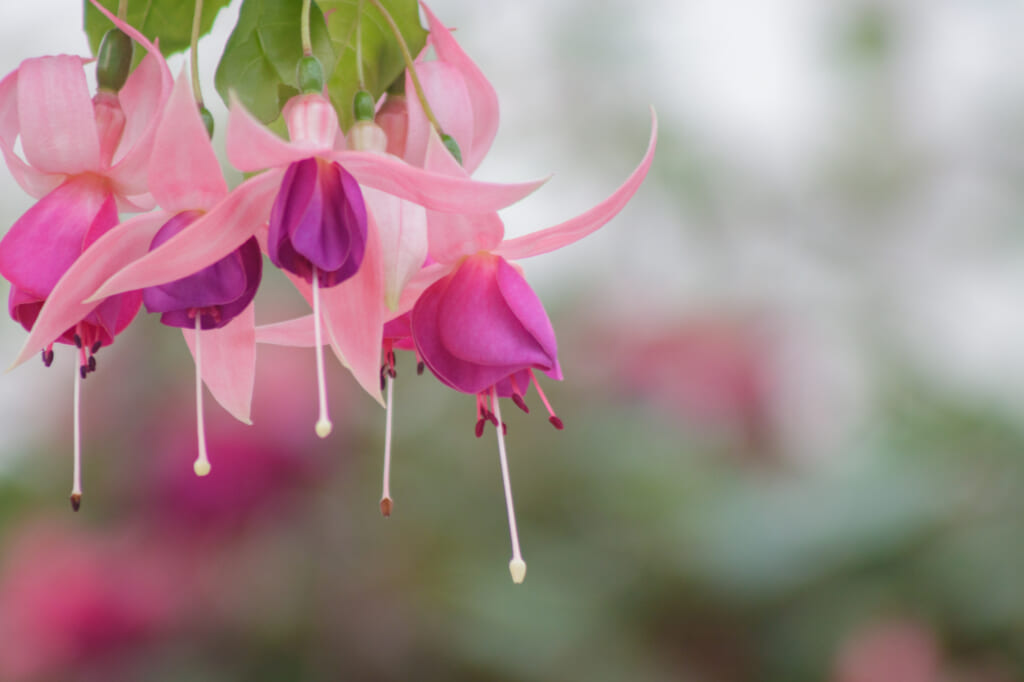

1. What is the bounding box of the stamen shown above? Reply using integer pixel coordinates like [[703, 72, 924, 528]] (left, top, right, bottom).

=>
[[70, 360, 82, 512], [41, 348, 54, 367], [510, 375, 530, 413], [311, 269, 332, 438], [529, 370, 564, 430], [91, 340, 103, 354], [380, 373, 394, 517], [491, 387, 525, 584], [193, 316, 211, 477], [73, 333, 82, 349], [416, 361, 424, 376]]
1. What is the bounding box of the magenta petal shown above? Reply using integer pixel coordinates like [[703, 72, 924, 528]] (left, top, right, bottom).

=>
[[148, 70, 227, 212], [332, 145, 546, 214], [497, 110, 658, 260], [0, 69, 62, 198], [494, 257, 561, 380], [0, 177, 117, 299], [419, 2, 499, 173], [88, 171, 281, 301], [182, 302, 257, 424], [9, 211, 168, 367], [17, 56, 101, 175]]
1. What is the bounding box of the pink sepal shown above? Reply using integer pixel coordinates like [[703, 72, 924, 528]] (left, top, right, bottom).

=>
[[182, 301, 256, 424]]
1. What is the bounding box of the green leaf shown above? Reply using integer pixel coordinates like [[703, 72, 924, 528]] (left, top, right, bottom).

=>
[[318, 0, 426, 130], [84, 0, 232, 59], [215, 0, 336, 124]]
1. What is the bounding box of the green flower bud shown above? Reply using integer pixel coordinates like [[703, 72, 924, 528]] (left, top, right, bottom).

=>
[[199, 105, 215, 139], [296, 55, 324, 94], [353, 90, 375, 122], [441, 133, 463, 166], [96, 28, 134, 93]]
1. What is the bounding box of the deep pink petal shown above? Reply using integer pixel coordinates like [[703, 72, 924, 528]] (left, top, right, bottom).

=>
[[0, 176, 115, 297], [149, 70, 227, 213], [17, 56, 101, 175], [227, 96, 329, 172], [331, 141, 546, 213], [419, 2, 499, 173], [255, 315, 317, 347], [87, 171, 281, 301], [182, 302, 256, 424], [423, 131, 503, 263], [0, 69, 62, 198], [497, 110, 658, 260], [364, 187, 428, 310], [9, 211, 169, 368], [494, 257, 561, 380]]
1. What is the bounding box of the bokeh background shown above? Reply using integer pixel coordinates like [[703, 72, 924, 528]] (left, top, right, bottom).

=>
[[0, 1, 1022, 680]]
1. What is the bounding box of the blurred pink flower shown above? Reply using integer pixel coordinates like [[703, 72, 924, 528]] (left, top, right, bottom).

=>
[[832, 620, 941, 682]]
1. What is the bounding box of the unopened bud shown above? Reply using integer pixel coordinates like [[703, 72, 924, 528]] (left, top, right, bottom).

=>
[[199, 105, 215, 139], [96, 28, 134, 93], [296, 55, 325, 94], [353, 90, 376, 122], [441, 133, 463, 166]]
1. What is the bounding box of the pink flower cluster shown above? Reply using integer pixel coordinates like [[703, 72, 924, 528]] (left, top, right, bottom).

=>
[[0, 1, 656, 581]]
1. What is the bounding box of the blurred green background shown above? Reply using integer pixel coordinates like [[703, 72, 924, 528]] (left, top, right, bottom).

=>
[[0, 1, 1022, 680]]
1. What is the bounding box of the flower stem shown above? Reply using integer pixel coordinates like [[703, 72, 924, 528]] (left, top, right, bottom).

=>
[[301, 0, 314, 56], [356, 0, 366, 88], [367, 0, 443, 135], [117, 0, 128, 21], [190, 0, 205, 105]]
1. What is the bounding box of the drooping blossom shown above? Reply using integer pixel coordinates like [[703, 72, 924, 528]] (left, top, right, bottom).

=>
[[0, 0, 171, 509], [17, 68, 269, 478]]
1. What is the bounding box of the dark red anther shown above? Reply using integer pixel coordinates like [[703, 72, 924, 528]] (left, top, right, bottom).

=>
[[41, 349, 54, 367], [512, 394, 530, 414], [88, 355, 96, 373], [388, 366, 397, 379], [416, 361, 424, 376], [91, 340, 102, 354], [379, 366, 387, 391], [549, 416, 564, 430], [73, 334, 82, 348], [502, 422, 507, 435], [485, 410, 498, 427], [79, 365, 88, 379], [474, 419, 485, 438]]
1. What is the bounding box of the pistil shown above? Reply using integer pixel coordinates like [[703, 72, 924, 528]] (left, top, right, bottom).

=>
[[70, 358, 82, 512], [192, 315, 211, 477], [312, 268, 332, 438], [380, 372, 394, 517], [491, 387, 525, 584]]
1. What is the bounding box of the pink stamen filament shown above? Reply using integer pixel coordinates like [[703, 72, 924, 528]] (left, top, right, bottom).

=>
[[70, 358, 82, 511], [529, 370, 564, 430], [312, 269, 332, 438], [380, 373, 394, 517], [491, 387, 526, 584], [193, 316, 211, 477]]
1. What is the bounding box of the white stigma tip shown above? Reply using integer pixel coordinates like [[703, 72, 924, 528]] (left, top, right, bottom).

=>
[[193, 460, 211, 477], [509, 558, 527, 584], [315, 419, 333, 438]]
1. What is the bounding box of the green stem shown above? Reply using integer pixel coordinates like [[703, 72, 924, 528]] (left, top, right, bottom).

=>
[[301, 0, 313, 56], [367, 0, 442, 134], [190, 0, 204, 105], [117, 0, 128, 21], [356, 0, 366, 88]]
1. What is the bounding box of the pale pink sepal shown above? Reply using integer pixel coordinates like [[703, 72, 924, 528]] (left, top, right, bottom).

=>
[[87, 171, 281, 301], [364, 187, 428, 310], [182, 301, 256, 424], [227, 95, 330, 172], [149, 69, 228, 213], [0, 69, 62, 198], [9, 211, 169, 370], [419, 2, 499, 173], [255, 315, 318, 347], [423, 130, 503, 263], [392, 262, 452, 318], [17, 56, 101, 176], [285, 213, 386, 405], [332, 146, 546, 214], [497, 109, 659, 261], [403, 62, 472, 169]]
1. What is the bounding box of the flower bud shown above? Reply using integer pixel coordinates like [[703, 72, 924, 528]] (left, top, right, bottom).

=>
[[199, 105, 215, 139], [96, 28, 134, 93], [353, 90, 376, 122], [296, 55, 324, 94], [441, 133, 463, 166]]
